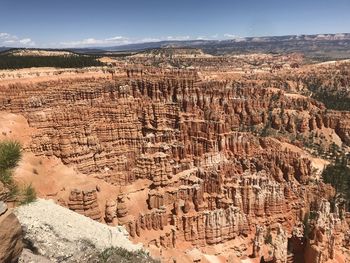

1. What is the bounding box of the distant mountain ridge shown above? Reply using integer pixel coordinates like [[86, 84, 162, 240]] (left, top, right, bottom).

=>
[[1, 33, 350, 59], [104, 33, 350, 52], [0, 47, 11, 52]]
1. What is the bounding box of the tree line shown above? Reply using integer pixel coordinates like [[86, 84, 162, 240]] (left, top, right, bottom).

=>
[[0, 55, 104, 69], [322, 155, 350, 210]]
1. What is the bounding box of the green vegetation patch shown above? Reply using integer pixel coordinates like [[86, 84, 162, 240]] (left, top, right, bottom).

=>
[[0, 140, 36, 204], [20, 184, 37, 205], [322, 156, 350, 209], [0, 140, 22, 170], [97, 247, 159, 263], [313, 92, 350, 111], [0, 54, 104, 69]]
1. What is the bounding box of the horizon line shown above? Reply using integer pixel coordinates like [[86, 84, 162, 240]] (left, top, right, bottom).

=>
[[1, 32, 349, 50]]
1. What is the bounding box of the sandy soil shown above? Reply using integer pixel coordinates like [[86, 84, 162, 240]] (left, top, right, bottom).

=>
[[0, 112, 35, 145], [0, 111, 120, 214]]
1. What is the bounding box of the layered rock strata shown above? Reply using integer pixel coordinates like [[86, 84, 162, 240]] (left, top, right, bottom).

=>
[[0, 59, 349, 261]]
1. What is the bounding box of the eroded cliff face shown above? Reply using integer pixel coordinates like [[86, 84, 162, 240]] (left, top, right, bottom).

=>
[[303, 199, 349, 263], [1, 55, 349, 262]]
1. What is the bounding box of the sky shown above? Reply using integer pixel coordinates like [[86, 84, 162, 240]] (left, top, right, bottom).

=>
[[0, 0, 349, 48]]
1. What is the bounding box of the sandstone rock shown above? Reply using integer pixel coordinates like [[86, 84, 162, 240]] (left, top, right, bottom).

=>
[[304, 200, 346, 263], [19, 248, 52, 263], [117, 195, 128, 221], [15, 199, 142, 262], [0, 211, 23, 263], [0, 201, 7, 216], [68, 187, 102, 221], [272, 224, 288, 263], [252, 225, 265, 258], [1, 56, 350, 262], [105, 199, 117, 224]]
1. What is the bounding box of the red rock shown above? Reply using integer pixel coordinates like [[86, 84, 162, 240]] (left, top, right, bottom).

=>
[[0, 212, 23, 263]]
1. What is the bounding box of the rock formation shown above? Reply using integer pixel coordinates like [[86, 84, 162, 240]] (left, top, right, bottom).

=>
[[68, 187, 102, 221], [304, 199, 348, 263], [0, 51, 349, 261], [252, 225, 265, 258], [14, 199, 143, 262], [0, 209, 23, 263], [272, 224, 288, 263]]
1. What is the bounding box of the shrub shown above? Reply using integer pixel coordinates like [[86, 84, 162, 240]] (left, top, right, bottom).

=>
[[0, 140, 22, 170], [0, 168, 14, 186], [8, 183, 19, 200], [0, 140, 22, 201], [20, 184, 37, 205], [322, 157, 350, 192], [98, 247, 159, 263], [0, 140, 39, 204], [322, 156, 350, 210]]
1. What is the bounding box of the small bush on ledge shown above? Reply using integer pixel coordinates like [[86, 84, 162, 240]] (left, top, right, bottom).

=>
[[0, 140, 22, 201], [97, 247, 159, 263], [0, 140, 22, 171], [20, 184, 37, 205], [0, 140, 36, 204]]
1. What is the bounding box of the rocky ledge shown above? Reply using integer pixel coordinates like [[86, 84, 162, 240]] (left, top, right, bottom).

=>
[[14, 199, 146, 262]]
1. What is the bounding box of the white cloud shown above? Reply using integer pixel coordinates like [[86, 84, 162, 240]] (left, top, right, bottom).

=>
[[195, 35, 223, 40], [60, 35, 196, 48], [105, 36, 126, 41], [140, 37, 162, 43], [56, 33, 241, 48], [60, 36, 130, 47], [0, 32, 35, 47], [19, 38, 33, 45], [166, 35, 190, 41], [0, 32, 246, 48], [0, 33, 11, 39], [224, 33, 236, 38]]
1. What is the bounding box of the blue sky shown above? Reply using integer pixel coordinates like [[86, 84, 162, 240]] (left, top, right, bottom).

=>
[[1, 0, 349, 48]]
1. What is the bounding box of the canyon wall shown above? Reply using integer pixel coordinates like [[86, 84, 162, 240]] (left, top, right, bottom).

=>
[[1, 58, 349, 261]]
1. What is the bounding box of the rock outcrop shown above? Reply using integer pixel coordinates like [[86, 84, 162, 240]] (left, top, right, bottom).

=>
[[252, 225, 265, 258], [68, 187, 102, 221], [0, 210, 23, 263], [1, 53, 349, 261], [272, 224, 288, 263], [304, 199, 348, 263], [15, 199, 143, 262]]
